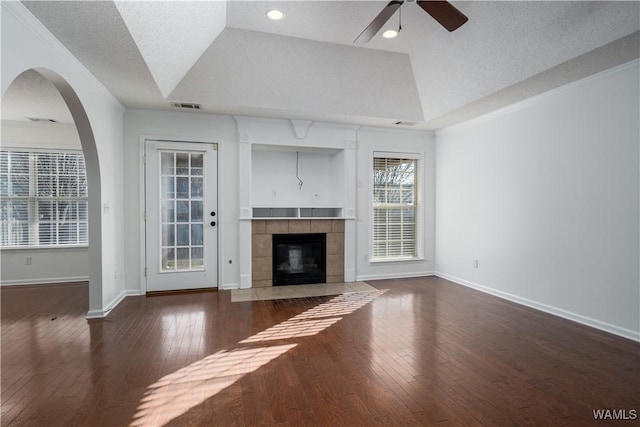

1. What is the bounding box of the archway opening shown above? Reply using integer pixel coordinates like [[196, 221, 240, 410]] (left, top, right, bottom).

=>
[[1, 68, 102, 316]]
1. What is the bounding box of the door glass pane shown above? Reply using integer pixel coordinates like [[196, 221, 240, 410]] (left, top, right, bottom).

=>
[[162, 224, 175, 246], [162, 200, 175, 222], [191, 177, 203, 199], [176, 247, 190, 270], [176, 153, 189, 175], [191, 224, 203, 245], [161, 152, 174, 175], [162, 248, 175, 270], [176, 177, 189, 199], [159, 150, 206, 272], [176, 201, 189, 222], [191, 247, 204, 268], [190, 201, 203, 221], [162, 176, 174, 198], [176, 224, 189, 246], [191, 154, 203, 176]]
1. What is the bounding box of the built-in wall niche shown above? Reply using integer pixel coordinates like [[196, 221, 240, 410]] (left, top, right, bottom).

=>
[[253, 207, 343, 219], [251, 145, 346, 212]]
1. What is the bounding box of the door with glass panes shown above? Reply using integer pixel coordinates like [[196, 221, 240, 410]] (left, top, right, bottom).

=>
[[144, 140, 217, 291]]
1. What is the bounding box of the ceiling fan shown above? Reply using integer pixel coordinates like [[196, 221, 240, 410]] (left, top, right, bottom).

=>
[[354, 0, 468, 43]]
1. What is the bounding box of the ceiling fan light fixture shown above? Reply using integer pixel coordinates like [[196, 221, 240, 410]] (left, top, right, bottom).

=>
[[266, 10, 285, 21], [382, 29, 398, 39]]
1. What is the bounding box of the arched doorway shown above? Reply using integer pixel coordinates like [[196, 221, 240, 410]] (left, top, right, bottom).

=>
[[1, 68, 103, 316]]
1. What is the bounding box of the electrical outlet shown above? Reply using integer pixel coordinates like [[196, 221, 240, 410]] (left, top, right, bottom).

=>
[[25, 256, 32, 265], [473, 259, 479, 268]]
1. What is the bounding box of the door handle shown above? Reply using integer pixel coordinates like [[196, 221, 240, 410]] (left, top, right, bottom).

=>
[[210, 221, 216, 227]]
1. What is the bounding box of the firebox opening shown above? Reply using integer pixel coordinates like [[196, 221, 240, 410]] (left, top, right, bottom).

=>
[[272, 233, 326, 286]]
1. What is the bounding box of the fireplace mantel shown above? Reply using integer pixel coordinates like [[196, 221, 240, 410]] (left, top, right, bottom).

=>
[[252, 207, 343, 219]]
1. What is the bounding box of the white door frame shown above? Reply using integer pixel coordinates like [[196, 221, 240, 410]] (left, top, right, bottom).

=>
[[139, 136, 223, 293]]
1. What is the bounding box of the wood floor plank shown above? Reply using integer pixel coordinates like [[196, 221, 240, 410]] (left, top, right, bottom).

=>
[[2, 278, 639, 426]]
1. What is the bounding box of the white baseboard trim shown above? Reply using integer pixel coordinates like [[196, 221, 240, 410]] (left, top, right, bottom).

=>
[[85, 289, 142, 319], [219, 282, 239, 290], [356, 271, 434, 282], [1, 276, 89, 286], [124, 289, 144, 297], [435, 272, 640, 343], [86, 309, 106, 319]]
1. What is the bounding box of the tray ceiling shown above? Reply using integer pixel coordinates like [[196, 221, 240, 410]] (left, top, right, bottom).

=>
[[6, 1, 640, 130]]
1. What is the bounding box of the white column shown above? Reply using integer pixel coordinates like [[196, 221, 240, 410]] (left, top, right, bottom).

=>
[[238, 134, 252, 288], [344, 139, 357, 282]]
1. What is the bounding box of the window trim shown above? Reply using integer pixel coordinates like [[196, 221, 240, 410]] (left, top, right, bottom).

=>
[[369, 150, 424, 263], [1, 148, 88, 249]]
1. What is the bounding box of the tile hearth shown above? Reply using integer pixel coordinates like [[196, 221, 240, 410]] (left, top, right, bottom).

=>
[[230, 281, 375, 302]]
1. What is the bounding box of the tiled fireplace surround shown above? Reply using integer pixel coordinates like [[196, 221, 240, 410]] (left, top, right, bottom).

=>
[[251, 219, 345, 287]]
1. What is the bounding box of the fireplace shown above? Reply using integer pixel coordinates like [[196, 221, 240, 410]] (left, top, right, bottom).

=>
[[272, 233, 326, 286]]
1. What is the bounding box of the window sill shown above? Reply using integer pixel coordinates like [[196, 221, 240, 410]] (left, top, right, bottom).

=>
[[1, 245, 89, 251], [369, 256, 424, 264]]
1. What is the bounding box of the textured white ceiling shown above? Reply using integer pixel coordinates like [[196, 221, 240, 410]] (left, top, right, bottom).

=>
[[21, 0, 164, 110], [170, 28, 424, 123], [226, 1, 411, 52], [2, 69, 74, 124], [411, 1, 640, 122], [12, 1, 640, 130], [114, 0, 227, 97]]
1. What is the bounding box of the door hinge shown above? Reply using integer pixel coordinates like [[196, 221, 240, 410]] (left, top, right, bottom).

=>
[[144, 267, 147, 277], [143, 154, 147, 164], [144, 211, 147, 221]]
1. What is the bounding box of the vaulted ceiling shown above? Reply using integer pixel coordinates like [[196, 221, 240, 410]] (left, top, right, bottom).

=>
[[8, 1, 640, 130]]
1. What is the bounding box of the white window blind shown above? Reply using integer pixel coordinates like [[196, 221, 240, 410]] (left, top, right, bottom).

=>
[[0, 150, 88, 247], [372, 154, 418, 260]]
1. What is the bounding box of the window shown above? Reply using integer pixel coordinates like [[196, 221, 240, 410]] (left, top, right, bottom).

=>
[[372, 153, 420, 260], [0, 150, 88, 247]]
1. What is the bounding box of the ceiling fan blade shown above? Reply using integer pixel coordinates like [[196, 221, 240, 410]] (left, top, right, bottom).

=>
[[417, 1, 468, 32], [354, 0, 404, 43]]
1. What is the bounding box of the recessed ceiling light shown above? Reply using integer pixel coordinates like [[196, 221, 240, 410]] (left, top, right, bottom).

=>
[[266, 10, 285, 21], [382, 30, 398, 39]]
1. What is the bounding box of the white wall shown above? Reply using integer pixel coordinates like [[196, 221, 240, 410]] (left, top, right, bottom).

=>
[[122, 110, 239, 291], [2, 2, 125, 316], [435, 60, 640, 340], [1, 247, 88, 285], [1, 121, 81, 149], [252, 149, 344, 208], [355, 126, 436, 281]]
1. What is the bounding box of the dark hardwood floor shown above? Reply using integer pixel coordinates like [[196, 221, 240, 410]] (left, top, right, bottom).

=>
[[2, 277, 639, 426]]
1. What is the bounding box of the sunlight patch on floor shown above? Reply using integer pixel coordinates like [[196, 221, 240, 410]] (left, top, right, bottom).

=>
[[129, 345, 296, 427], [130, 289, 387, 426]]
